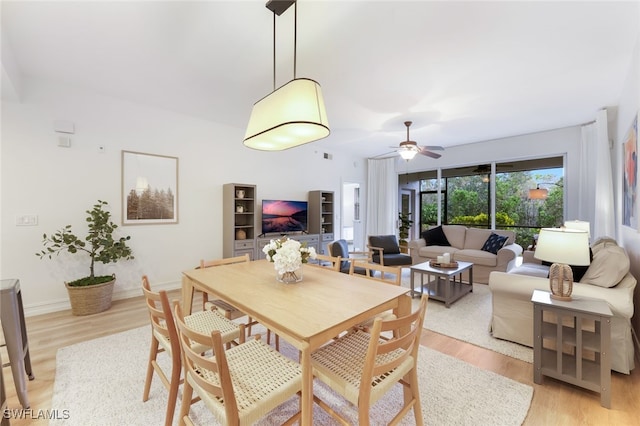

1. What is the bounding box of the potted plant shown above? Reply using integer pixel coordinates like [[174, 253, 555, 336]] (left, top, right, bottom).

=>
[[398, 212, 414, 253], [37, 200, 134, 315]]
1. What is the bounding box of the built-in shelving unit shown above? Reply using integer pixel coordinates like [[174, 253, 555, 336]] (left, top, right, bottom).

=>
[[223, 183, 256, 259], [308, 190, 334, 254]]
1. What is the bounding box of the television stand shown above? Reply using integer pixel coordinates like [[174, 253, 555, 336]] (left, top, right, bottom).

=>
[[256, 234, 320, 260]]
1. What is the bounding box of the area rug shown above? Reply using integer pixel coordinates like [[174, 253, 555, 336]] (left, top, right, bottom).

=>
[[50, 326, 532, 425], [405, 276, 534, 363]]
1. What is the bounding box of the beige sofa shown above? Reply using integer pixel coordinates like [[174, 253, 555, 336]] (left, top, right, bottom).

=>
[[489, 238, 637, 374], [408, 225, 523, 284]]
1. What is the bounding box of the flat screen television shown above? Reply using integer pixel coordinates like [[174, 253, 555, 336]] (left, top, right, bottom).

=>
[[262, 200, 308, 234]]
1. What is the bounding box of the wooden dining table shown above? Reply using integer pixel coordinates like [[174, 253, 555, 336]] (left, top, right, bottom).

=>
[[182, 259, 411, 425]]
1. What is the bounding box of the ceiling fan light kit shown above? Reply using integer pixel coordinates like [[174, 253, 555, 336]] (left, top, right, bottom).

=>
[[390, 121, 443, 161], [243, 0, 330, 151]]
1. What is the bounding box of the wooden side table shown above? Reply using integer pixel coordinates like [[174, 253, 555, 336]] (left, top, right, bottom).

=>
[[531, 290, 612, 408]]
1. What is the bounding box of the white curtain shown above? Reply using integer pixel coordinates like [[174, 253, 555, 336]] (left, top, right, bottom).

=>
[[366, 158, 398, 237], [578, 109, 616, 240]]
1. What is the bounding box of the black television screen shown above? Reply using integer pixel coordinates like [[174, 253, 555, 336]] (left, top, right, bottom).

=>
[[262, 200, 308, 234]]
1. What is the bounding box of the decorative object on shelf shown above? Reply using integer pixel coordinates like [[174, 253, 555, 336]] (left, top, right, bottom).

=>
[[534, 227, 590, 301], [36, 200, 134, 315], [236, 204, 244, 213], [235, 229, 247, 240], [243, 0, 329, 151], [262, 236, 317, 283], [236, 189, 245, 199]]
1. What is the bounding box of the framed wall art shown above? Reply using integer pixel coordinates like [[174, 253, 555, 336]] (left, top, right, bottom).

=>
[[121, 150, 178, 225], [622, 113, 638, 229]]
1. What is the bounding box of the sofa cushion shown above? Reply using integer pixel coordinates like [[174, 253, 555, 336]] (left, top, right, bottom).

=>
[[368, 235, 400, 254], [464, 228, 493, 249], [442, 225, 467, 249], [579, 244, 630, 288], [421, 226, 450, 247], [481, 233, 508, 254], [418, 246, 460, 259], [454, 249, 498, 267]]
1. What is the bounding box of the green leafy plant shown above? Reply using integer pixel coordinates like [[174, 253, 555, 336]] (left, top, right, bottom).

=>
[[37, 200, 134, 287], [398, 212, 414, 245]]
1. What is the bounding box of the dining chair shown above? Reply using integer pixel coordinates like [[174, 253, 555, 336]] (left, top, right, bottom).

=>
[[141, 276, 245, 426], [348, 259, 403, 338], [173, 302, 303, 426], [311, 293, 428, 426], [327, 239, 370, 275], [200, 254, 280, 349], [367, 235, 413, 267], [348, 259, 402, 285], [307, 252, 341, 271]]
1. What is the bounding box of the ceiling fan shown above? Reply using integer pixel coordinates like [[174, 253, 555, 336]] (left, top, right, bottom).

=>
[[373, 121, 444, 161]]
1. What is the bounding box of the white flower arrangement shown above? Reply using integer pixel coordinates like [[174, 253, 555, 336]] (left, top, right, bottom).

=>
[[263, 237, 317, 279]]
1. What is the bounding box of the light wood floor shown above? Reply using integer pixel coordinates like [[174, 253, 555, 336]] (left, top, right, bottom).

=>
[[2, 290, 639, 425]]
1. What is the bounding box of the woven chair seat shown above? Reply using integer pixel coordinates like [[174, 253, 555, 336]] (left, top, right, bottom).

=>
[[311, 330, 414, 406], [153, 310, 241, 356], [187, 339, 302, 425]]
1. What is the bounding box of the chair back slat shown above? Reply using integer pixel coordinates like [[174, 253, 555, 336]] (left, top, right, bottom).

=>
[[173, 303, 232, 404], [362, 294, 428, 390], [349, 260, 402, 285], [307, 253, 341, 271], [200, 253, 250, 269], [142, 275, 178, 345]]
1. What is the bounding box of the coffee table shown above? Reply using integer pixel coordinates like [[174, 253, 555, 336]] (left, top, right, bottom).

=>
[[410, 260, 473, 308]]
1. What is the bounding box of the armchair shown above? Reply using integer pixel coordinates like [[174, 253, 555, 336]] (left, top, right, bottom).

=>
[[328, 239, 370, 275], [368, 235, 413, 267]]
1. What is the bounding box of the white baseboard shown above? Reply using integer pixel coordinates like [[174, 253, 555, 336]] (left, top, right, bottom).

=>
[[23, 280, 182, 317]]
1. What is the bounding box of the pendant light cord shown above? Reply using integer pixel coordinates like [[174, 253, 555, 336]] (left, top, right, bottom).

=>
[[273, 11, 276, 91], [294, 1, 297, 79]]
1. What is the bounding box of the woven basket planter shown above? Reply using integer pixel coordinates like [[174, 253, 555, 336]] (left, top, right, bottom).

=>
[[65, 277, 115, 316]]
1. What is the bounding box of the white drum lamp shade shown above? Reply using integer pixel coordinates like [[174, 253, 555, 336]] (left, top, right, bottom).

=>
[[243, 78, 330, 151], [528, 187, 548, 200], [564, 220, 590, 239], [534, 228, 590, 300]]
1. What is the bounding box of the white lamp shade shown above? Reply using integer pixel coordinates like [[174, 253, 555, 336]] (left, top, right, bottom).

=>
[[399, 148, 418, 160], [243, 78, 330, 151], [534, 228, 590, 266], [564, 220, 590, 238], [528, 188, 548, 199]]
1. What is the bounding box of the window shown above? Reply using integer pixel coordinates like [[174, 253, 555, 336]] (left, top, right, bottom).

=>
[[407, 157, 564, 248]]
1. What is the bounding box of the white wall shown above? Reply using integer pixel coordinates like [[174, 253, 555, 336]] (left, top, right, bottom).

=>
[[616, 34, 640, 342], [0, 77, 366, 315]]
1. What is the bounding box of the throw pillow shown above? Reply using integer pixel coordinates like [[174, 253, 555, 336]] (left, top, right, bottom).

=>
[[579, 244, 629, 288], [481, 233, 508, 254], [421, 226, 450, 247]]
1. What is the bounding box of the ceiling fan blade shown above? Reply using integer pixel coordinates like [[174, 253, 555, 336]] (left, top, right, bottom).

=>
[[420, 150, 442, 159], [421, 145, 444, 151], [371, 150, 398, 159]]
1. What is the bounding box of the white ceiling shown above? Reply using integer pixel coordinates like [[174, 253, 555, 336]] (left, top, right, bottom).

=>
[[2, 1, 639, 160]]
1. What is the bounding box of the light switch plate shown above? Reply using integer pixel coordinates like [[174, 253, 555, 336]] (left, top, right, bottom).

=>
[[16, 215, 38, 226]]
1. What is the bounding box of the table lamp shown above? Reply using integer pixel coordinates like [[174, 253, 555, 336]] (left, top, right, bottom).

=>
[[563, 220, 590, 240], [534, 228, 590, 301]]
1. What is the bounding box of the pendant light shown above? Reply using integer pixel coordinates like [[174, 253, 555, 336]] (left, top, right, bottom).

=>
[[243, 0, 330, 151]]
